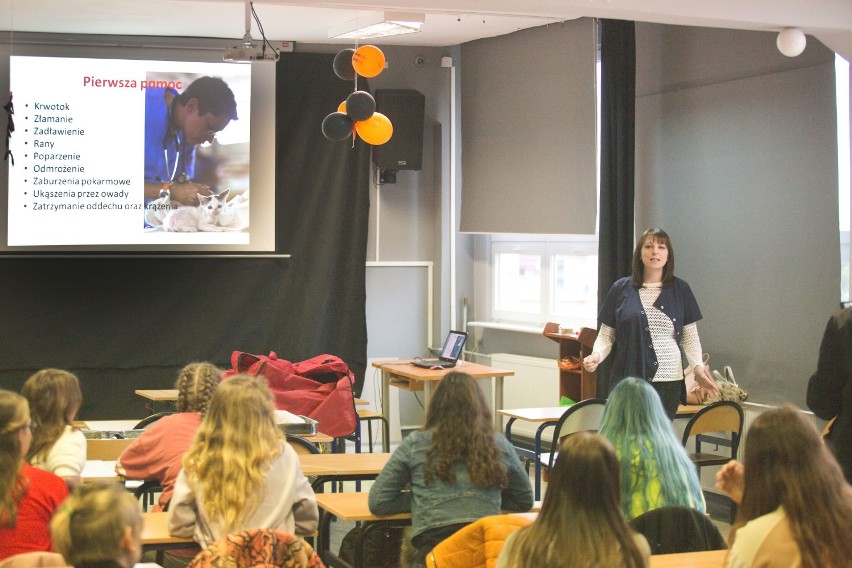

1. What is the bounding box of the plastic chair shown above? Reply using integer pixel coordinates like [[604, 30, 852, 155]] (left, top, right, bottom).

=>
[[630, 505, 727, 554], [133, 411, 175, 430], [542, 398, 607, 471], [680, 400, 744, 468], [288, 435, 322, 455], [681, 400, 744, 522]]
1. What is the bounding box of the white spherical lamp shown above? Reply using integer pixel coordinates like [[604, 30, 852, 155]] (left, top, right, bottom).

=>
[[777, 28, 807, 57]]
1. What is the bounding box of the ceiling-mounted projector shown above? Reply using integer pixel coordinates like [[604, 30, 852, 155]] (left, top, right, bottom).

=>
[[224, 44, 278, 62]]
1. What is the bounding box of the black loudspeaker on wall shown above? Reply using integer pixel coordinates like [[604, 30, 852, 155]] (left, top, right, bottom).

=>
[[373, 89, 425, 172]]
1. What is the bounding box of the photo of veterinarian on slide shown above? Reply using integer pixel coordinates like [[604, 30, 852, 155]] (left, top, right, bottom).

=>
[[143, 74, 249, 232]]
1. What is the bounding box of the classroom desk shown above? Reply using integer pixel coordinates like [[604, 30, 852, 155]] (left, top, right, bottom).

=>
[[649, 549, 726, 567], [84, 419, 141, 431], [372, 360, 514, 430], [299, 452, 391, 492], [141, 511, 195, 552], [134, 389, 178, 415], [497, 406, 565, 501], [315, 492, 540, 568]]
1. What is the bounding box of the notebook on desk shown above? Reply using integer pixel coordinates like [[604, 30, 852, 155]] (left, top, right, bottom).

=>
[[411, 330, 468, 369]]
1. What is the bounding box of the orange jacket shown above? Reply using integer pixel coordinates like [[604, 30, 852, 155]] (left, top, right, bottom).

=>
[[425, 514, 534, 568]]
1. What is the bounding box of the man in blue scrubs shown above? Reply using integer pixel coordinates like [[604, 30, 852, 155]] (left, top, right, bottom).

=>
[[144, 76, 237, 206]]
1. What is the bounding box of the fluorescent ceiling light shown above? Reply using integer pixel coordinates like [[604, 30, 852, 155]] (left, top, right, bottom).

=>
[[329, 11, 425, 40]]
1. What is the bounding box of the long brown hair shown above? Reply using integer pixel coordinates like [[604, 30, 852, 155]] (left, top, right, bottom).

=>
[[22, 368, 82, 463], [503, 433, 646, 568], [423, 372, 507, 488], [0, 390, 29, 528], [175, 361, 221, 416], [631, 227, 675, 288], [732, 405, 852, 567]]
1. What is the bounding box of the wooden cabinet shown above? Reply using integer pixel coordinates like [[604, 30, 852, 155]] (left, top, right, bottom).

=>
[[542, 322, 598, 402]]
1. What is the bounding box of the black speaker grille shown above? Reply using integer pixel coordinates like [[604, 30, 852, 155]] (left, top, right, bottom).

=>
[[373, 89, 425, 171]]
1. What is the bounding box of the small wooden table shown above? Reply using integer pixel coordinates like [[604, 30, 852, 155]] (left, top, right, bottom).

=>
[[141, 511, 195, 552], [372, 360, 515, 430], [135, 389, 178, 415], [497, 406, 566, 500], [299, 452, 391, 492], [649, 549, 726, 567]]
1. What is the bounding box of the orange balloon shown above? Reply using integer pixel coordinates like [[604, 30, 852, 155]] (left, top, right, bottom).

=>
[[355, 112, 393, 145], [352, 45, 385, 78], [337, 100, 347, 113]]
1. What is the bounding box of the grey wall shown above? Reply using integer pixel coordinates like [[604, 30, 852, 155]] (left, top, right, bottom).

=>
[[634, 24, 839, 407], [466, 24, 844, 409]]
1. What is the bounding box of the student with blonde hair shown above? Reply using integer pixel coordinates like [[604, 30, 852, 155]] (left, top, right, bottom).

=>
[[117, 361, 222, 511], [50, 482, 144, 568], [21, 370, 86, 489], [0, 390, 69, 560], [716, 405, 852, 567], [496, 432, 649, 568], [168, 375, 318, 547]]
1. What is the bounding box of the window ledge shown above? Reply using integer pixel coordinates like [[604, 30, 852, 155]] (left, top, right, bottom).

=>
[[466, 321, 544, 334]]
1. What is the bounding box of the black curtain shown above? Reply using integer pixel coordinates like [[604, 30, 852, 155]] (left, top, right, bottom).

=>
[[596, 19, 636, 396], [275, 52, 371, 396], [0, 53, 371, 416]]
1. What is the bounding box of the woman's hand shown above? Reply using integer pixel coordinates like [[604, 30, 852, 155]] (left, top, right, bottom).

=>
[[715, 460, 745, 504], [170, 182, 212, 206], [583, 352, 601, 372], [693, 364, 720, 397]]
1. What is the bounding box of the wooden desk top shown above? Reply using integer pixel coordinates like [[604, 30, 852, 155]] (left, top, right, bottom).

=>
[[676, 404, 705, 417], [135, 389, 178, 401], [141, 512, 194, 546], [84, 419, 140, 431], [299, 452, 391, 477], [649, 549, 726, 567], [316, 492, 541, 522], [372, 360, 514, 381], [497, 406, 566, 422]]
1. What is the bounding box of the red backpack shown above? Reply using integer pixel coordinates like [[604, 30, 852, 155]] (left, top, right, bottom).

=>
[[228, 351, 357, 438]]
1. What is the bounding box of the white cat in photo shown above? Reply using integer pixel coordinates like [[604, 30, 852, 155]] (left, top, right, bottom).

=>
[[162, 189, 242, 232]]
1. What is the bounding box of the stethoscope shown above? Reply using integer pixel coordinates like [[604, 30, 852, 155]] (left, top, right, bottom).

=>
[[162, 93, 190, 184]]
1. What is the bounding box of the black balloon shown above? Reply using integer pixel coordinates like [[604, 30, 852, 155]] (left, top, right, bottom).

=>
[[333, 48, 356, 81], [322, 112, 353, 141], [345, 91, 376, 122]]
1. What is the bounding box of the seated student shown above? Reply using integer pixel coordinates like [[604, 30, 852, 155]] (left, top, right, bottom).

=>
[[599, 377, 705, 520], [716, 405, 852, 567], [50, 482, 144, 568], [0, 390, 69, 560], [116, 361, 222, 511], [368, 371, 534, 568], [496, 432, 649, 568], [21, 370, 86, 490], [168, 376, 318, 548]]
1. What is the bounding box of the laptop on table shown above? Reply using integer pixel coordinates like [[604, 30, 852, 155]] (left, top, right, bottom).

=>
[[411, 330, 468, 369]]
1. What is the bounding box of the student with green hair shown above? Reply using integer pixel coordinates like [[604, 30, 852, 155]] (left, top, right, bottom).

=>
[[599, 378, 705, 520]]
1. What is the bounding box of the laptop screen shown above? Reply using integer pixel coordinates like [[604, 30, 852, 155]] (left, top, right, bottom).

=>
[[439, 331, 467, 361]]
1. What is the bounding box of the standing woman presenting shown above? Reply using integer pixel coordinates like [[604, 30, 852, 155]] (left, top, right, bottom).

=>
[[583, 228, 718, 418]]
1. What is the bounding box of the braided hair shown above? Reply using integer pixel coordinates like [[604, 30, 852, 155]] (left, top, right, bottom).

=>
[[175, 362, 222, 417]]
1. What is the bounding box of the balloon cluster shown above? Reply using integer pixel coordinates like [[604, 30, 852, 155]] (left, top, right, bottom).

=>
[[322, 45, 393, 145]]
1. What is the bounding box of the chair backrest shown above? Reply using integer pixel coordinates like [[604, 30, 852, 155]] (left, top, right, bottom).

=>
[[547, 398, 607, 469], [287, 435, 321, 455], [629, 505, 727, 554], [0, 552, 69, 568], [86, 437, 136, 460], [681, 400, 744, 456], [187, 528, 320, 568], [133, 411, 175, 430]]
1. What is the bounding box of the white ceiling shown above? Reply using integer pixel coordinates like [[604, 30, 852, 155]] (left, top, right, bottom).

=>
[[1, 0, 851, 58]]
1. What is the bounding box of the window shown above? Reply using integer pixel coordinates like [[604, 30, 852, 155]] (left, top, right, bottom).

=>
[[491, 236, 599, 328]]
